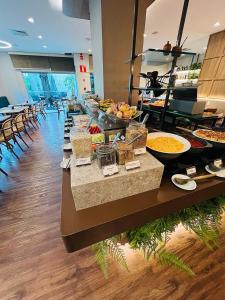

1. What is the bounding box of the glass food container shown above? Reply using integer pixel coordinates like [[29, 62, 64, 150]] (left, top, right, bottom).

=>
[[116, 141, 134, 165], [70, 132, 92, 159], [126, 123, 148, 149], [96, 144, 116, 168]]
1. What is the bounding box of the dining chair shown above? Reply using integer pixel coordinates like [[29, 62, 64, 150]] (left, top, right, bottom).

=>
[[35, 102, 47, 119], [13, 113, 31, 148], [0, 119, 21, 159], [0, 154, 8, 176], [30, 106, 41, 126], [24, 108, 38, 130]]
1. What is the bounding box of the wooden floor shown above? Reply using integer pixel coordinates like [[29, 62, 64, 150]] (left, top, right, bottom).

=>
[[1, 113, 225, 300]]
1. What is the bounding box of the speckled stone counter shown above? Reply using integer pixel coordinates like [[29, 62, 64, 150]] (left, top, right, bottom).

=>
[[70, 152, 164, 210]]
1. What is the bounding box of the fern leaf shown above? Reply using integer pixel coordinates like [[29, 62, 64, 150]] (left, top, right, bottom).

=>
[[157, 250, 195, 276], [106, 238, 129, 271], [91, 241, 109, 278]]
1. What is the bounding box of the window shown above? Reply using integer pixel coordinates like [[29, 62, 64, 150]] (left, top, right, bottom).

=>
[[23, 72, 78, 101]]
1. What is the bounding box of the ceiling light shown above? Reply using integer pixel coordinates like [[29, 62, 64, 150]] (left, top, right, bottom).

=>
[[49, 0, 62, 12], [28, 17, 34, 23], [143, 33, 147, 38], [88, 49, 92, 53], [203, 46, 207, 51], [214, 21, 220, 27], [43, 45, 47, 48], [38, 35, 43, 39], [0, 40, 12, 49]]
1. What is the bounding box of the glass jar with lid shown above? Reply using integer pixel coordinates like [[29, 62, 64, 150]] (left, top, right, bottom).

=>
[[70, 131, 92, 159], [96, 144, 116, 168], [116, 141, 134, 165], [126, 123, 148, 149]]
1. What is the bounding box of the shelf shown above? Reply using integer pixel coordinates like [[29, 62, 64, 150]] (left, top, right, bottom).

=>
[[176, 69, 201, 73], [136, 48, 196, 58], [126, 48, 197, 63], [133, 86, 198, 91]]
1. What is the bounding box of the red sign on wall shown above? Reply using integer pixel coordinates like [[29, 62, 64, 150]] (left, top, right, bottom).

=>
[[79, 65, 87, 73]]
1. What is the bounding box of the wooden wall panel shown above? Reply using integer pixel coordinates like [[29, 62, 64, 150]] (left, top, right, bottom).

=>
[[209, 80, 225, 99], [198, 58, 220, 80], [198, 80, 212, 98], [216, 56, 225, 79], [205, 30, 225, 59], [198, 30, 225, 100]]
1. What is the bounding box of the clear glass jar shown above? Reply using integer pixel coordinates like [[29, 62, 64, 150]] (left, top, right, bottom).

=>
[[96, 144, 116, 168], [116, 141, 134, 165], [70, 132, 92, 159], [126, 123, 148, 149]]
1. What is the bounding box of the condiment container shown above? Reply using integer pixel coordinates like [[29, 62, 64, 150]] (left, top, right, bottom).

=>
[[70, 132, 92, 159], [116, 141, 134, 165], [96, 144, 116, 168], [126, 123, 148, 149]]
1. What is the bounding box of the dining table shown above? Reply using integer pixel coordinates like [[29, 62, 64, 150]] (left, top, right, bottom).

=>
[[0, 107, 25, 115], [13, 102, 37, 107]]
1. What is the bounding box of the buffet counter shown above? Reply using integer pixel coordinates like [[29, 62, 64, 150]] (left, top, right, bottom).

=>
[[61, 169, 225, 253], [61, 98, 225, 253]]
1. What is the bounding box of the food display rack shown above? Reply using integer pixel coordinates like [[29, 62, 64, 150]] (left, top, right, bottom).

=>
[[128, 0, 197, 129]]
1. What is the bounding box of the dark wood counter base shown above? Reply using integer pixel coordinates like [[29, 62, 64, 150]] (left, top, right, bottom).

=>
[[61, 171, 225, 252]]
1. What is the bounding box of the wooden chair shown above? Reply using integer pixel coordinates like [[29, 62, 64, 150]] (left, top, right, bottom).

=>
[[30, 106, 40, 126], [0, 154, 8, 176], [13, 113, 31, 148], [35, 101, 47, 119], [0, 119, 22, 159], [24, 108, 37, 130]]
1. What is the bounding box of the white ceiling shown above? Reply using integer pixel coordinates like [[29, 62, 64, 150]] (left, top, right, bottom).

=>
[[143, 0, 225, 54], [0, 0, 91, 54], [0, 0, 224, 55]]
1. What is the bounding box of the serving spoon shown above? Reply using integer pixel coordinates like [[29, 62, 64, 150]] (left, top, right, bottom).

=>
[[174, 173, 216, 185]]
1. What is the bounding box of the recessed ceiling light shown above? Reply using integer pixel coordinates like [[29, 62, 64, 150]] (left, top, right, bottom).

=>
[[28, 17, 34, 23], [143, 33, 147, 38], [38, 35, 43, 39], [43, 45, 47, 48], [214, 21, 220, 27], [0, 40, 12, 49], [88, 49, 92, 53]]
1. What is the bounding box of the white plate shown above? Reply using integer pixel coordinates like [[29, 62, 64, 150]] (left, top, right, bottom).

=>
[[60, 157, 71, 169], [193, 129, 225, 144], [63, 143, 72, 150], [147, 132, 191, 154], [205, 165, 225, 178], [171, 174, 197, 191]]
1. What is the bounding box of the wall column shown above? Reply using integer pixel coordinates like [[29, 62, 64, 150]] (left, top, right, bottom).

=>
[[89, 0, 153, 104]]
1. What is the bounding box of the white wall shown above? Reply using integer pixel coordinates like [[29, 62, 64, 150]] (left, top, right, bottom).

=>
[[0, 53, 28, 104]]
